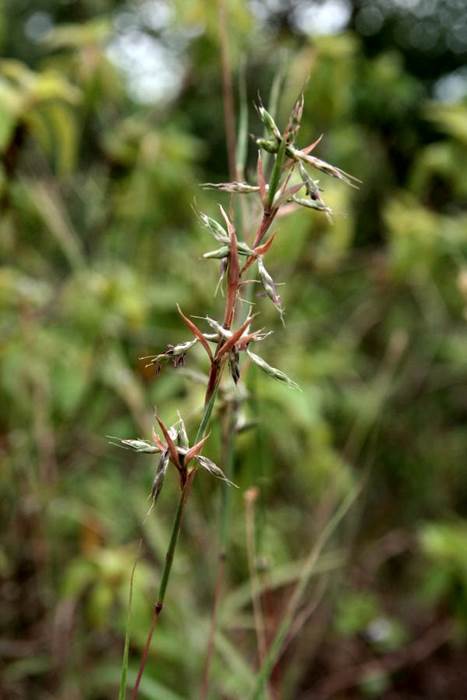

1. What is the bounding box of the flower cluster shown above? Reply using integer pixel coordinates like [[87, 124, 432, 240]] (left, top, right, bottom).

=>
[[117, 93, 356, 504], [120, 413, 235, 506]]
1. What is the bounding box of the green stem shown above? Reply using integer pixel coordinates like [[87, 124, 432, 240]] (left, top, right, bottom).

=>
[[119, 548, 140, 700], [196, 385, 219, 442], [244, 490, 268, 672], [131, 483, 192, 700], [158, 387, 220, 607], [248, 367, 266, 559], [157, 480, 192, 608], [219, 401, 237, 552], [131, 390, 221, 699]]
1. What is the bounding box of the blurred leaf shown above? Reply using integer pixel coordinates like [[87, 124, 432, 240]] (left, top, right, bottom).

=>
[[426, 102, 467, 145], [44, 19, 111, 50], [335, 590, 379, 637]]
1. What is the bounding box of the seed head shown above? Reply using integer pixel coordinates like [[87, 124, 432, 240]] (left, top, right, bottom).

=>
[[176, 412, 189, 449], [290, 146, 360, 188], [118, 438, 161, 454], [202, 181, 260, 194], [201, 316, 232, 339], [203, 240, 255, 260], [199, 212, 229, 242], [257, 100, 282, 141], [148, 339, 197, 370], [151, 449, 169, 503], [229, 347, 240, 384], [284, 93, 304, 145], [292, 195, 331, 215], [195, 455, 238, 487], [247, 349, 300, 390], [203, 245, 230, 260], [256, 137, 278, 154], [257, 256, 284, 323], [298, 162, 321, 200]]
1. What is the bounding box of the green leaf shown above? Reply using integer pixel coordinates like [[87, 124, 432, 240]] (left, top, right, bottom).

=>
[[118, 557, 139, 700]]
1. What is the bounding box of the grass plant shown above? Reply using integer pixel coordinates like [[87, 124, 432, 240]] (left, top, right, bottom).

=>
[[118, 91, 358, 698]]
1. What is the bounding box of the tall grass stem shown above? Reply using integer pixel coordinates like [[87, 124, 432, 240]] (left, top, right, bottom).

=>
[[249, 484, 361, 700]]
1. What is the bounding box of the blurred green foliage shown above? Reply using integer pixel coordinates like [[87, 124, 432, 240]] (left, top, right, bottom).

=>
[[1, 1, 467, 698]]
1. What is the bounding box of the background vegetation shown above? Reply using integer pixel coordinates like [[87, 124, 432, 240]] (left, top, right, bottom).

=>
[[2, 1, 467, 698]]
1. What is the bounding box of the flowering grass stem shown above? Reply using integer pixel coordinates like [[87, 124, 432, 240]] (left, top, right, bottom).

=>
[[131, 389, 219, 699], [119, 88, 355, 698]]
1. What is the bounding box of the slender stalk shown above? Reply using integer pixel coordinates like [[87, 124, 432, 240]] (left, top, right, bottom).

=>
[[218, 0, 237, 181], [200, 398, 237, 699], [219, 401, 238, 551], [119, 548, 140, 700], [249, 484, 361, 700], [198, 385, 220, 440], [248, 367, 267, 558], [200, 556, 225, 700], [131, 390, 219, 699], [130, 608, 158, 700], [156, 477, 193, 607], [234, 60, 249, 233], [200, 88, 315, 698], [199, 56, 247, 691], [262, 56, 287, 176], [200, 125, 284, 698], [236, 60, 248, 181], [131, 477, 193, 699], [244, 488, 268, 668]]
